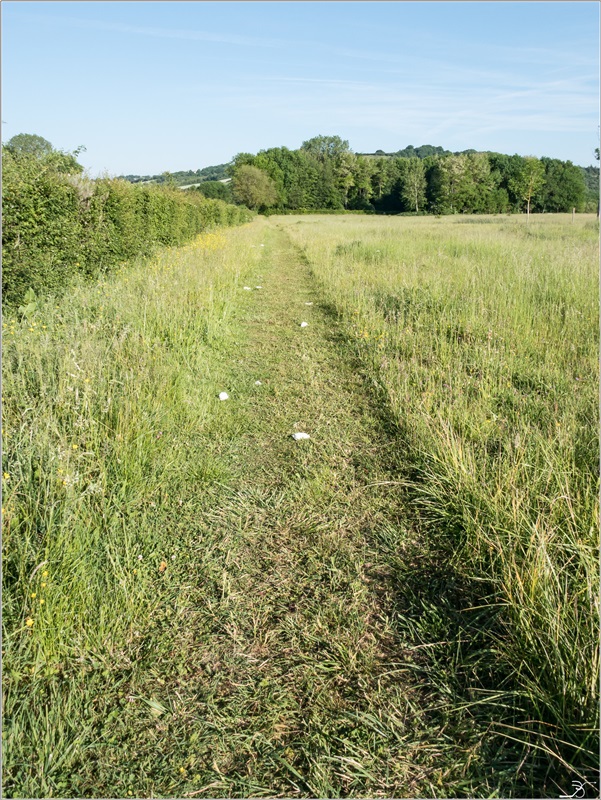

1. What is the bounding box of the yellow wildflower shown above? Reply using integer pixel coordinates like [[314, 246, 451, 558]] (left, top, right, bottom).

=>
[[26, 618, 34, 627]]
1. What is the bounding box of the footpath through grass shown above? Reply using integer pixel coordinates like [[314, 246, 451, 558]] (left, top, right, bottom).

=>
[[2, 221, 429, 797], [3, 219, 591, 797]]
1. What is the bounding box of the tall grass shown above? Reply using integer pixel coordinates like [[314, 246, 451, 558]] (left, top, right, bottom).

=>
[[2, 226, 264, 675], [278, 213, 600, 778]]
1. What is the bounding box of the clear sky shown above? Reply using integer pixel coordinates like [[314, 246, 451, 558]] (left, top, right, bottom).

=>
[[2, 1, 599, 176]]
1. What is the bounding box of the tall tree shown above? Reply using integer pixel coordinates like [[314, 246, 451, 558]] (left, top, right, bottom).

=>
[[348, 156, 374, 208], [538, 158, 586, 212], [5, 133, 53, 158], [370, 157, 395, 200], [428, 154, 469, 213], [333, 151, 356, 208], [231, 165, 278, 210], [399, 157, 427, 212], [509, 156, 545, 221], [300, 135, 351, 163]]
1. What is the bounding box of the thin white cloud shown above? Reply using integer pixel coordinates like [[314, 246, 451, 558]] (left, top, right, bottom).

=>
[[14, 11, 286, 49], [214, 70, 597, 142]]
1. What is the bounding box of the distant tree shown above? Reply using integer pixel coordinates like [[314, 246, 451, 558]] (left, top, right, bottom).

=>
[[161, 171, 177, 187], [5, 133, 53, 158], [537, 158, 586, 212], [430, 154, 469, 213], [300, 135, 351, 162], [417, 145, 451, 159], [510, 156, 545, 221], [370, 157, 395, 199], [350, 156, 374, 203], [396, 144, 416, 159], [232, 164, 278, 210], [196, 163, 230, 181], [4, 133, 84, 175], [460, 153, 496, 213], [395, 144, 451, 160], [399, 157, 427, 212], [192, 181, 233, 203], [333, 151, 357, 208], [228, 153, 256, 176]]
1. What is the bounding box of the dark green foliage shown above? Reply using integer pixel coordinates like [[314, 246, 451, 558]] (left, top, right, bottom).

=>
[[536, 158, 587, 212], [2, 148, 253, 306], [190, 180, 234, 203], [107, 137, 599, 221], [579, 165, 599, 213], [229, 137, 590, 217], [396, 143, 453, 159]]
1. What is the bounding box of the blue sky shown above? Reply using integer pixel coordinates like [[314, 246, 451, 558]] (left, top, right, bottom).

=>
[[2, 2, 599, 176]]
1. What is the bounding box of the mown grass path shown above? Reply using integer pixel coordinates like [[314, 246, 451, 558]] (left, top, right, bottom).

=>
[[157, 222, 426, 796], [5, 220, 538, 799], [6, 216, 595, 798]]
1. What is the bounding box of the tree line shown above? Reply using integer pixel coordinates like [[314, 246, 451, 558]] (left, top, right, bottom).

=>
[[225, 135, 599, 215]]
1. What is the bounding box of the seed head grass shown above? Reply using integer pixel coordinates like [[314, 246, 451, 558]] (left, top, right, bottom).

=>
[[2, 213, 598, 797], [278, 212, 599, 787]]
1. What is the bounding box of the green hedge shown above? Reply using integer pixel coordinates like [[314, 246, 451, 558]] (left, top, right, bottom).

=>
[[2, 149, 254, 306]]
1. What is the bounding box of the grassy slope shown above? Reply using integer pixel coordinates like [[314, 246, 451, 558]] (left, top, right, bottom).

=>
[[3, 217, 596, 798]]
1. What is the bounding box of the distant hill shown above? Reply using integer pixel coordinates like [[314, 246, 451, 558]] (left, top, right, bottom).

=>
[[358, 145, 459, 159], [119, 162, 230, 186]]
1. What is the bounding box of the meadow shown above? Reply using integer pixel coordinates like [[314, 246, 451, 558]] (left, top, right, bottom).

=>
[[278, 213, 600, 775], [2, 213, 598, 798]]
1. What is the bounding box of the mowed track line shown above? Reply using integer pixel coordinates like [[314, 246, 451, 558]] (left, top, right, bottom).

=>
[[174, 221, 433, 796]]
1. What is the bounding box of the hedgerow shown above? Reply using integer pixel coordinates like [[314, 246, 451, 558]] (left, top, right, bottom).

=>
[[2, 148, 254, 306]]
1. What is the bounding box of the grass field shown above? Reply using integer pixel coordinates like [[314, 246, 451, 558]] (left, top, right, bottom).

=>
[[2, 214, 599, 798]]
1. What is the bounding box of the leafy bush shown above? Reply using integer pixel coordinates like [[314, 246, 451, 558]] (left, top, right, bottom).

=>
[[2, 147, 254, 307]]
